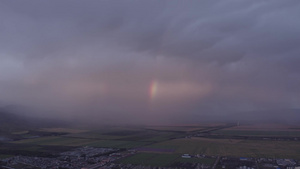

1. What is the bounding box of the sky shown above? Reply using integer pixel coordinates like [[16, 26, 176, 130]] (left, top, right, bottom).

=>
[[0, 0, 300, 125]]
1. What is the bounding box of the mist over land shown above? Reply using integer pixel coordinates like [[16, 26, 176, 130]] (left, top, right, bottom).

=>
[[1, 0, 300, 126]]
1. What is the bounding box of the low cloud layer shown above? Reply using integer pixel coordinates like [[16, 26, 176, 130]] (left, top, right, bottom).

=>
[[1, 0, 300, 125]]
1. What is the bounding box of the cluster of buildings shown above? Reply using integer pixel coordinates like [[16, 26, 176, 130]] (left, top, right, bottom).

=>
[[220, 157, 300, 169], [0, 147, 133, 169], [105, 156, 300, 169], [259, 158, 299, 169], [1, 147, 300, 169], [220, 157, 257, 169], [169, 162, 212, 169], [108, 163, 210, 169]]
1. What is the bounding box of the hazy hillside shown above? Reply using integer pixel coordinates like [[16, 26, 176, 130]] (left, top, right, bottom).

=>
[[0, 106, 67, 134]]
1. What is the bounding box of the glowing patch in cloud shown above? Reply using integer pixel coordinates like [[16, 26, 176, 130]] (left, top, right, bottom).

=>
[[150, 80, 158, 100], [149, 80, 212, 102]]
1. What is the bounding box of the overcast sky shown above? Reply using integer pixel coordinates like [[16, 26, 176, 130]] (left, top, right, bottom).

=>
[[1, 0, 300, 125]]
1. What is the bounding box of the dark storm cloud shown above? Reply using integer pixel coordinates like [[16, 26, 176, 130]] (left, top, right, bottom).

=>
[[0, 0, 300, 124]]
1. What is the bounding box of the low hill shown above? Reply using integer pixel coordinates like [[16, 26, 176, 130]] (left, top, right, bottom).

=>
[[0, 106, 67, 135]]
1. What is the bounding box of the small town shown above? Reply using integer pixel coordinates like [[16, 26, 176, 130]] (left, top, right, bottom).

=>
[[0, 147, 132, 169], [1, 146, 300, 169]]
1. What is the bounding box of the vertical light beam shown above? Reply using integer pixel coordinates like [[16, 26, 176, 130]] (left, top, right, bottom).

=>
[[150, 80, 158, 101]]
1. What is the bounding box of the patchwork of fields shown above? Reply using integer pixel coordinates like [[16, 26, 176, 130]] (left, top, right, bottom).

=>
[[142, 137, 300, 159], [1, 123, 300, 167], [11, 126, 185, 149]]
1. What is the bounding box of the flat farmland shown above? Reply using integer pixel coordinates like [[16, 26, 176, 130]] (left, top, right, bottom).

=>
[[0, 155, 13, 159], [4, 124, 300, 162], [66, 132, 130, 140], [12, 136, 151, 149], [142, 137, 300, 159], [0, 142, 74, 158], [39, 128, 87, 134], [65, 129, 181, 143], [83, 140, 150, 149], [146, 126, 205, 132], [9, 127, 183, 150], [12, 136, 96, 146], [223, 124, 300, 131], [211, 124, 300, 137], [212, 130, 300, 137], [145, 123, 229, 133]]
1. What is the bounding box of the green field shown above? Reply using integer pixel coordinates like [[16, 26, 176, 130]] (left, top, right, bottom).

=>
[[67, 132, 129, 140], [65, 130, 179, 148], [146, 126, 206, 132], [13, 136, 95, 146], [12, 136, 151, 149], [0, 154, 13, 159], [10, 126, 184, 150], [65, 129, 183, 143], [142, 137, 300, 159], [83, 140, 150, 149], [39, 128, 87, 134]]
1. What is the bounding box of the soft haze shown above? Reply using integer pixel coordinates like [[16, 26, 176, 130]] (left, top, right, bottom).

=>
[[1, 0, 300, 125]]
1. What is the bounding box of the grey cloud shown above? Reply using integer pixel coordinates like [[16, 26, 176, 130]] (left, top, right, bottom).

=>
[[0, 0, 300, 124]]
